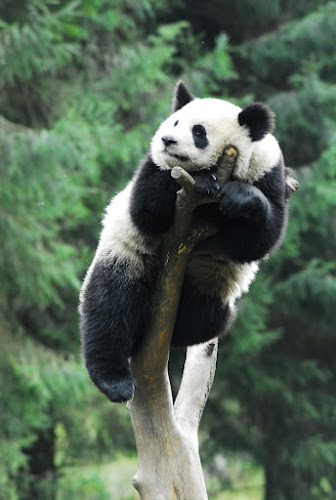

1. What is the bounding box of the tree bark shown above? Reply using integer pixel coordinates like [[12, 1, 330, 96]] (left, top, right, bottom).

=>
[[127, 147, 238, 499]]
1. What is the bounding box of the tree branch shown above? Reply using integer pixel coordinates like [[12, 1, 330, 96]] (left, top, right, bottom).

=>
[[174, 340, 218, 439], [127, 147, 238, 499]]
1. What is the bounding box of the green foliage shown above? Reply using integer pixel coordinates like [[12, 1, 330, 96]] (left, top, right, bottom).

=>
[[180, 0, 281, 45], [57, 457, 139, 500], [0, 2, 80, 86], [0, 120, 98, 351], [187, 33, 237, 97], [236, 2, 336, 91], [268, 77, 336, 165], [312, 477, 334, 500], [204, 455, 263, 500], [2, 0, 336, 498], [57, 469, 110, 500], [274, 137, 336, 327], [207, 112, 336, 498], [0, 330, 134, 499], [0, 331, 88, 498]]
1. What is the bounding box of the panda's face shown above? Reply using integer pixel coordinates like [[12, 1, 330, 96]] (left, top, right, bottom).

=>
[[151, 98, 253, 172], [151, 81, 278, 180]]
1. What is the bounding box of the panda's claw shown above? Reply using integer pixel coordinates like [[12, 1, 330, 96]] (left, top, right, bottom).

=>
[[192, 171, 220, 197]]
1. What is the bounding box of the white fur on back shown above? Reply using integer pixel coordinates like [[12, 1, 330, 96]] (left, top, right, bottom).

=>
[[100, 183, 159, 269], [80, 183, 159, 301]]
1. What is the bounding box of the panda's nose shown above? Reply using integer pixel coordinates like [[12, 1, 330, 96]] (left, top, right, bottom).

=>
[[161, 136, 177, 147]]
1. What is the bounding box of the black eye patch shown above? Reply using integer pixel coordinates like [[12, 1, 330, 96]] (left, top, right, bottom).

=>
[[174, 120, 179, 126], [192, 124, 208, 149]]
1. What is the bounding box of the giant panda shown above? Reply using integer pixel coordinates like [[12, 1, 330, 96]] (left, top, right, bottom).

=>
[[79, 81, 291, 403]]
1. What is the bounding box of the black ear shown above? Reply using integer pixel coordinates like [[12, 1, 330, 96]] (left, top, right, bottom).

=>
[[172, 80, 194, 112], [238, 102, 275, 142]]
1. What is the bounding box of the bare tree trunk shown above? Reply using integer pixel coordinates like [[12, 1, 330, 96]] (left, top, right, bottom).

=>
[[127, 147, 238, 499]]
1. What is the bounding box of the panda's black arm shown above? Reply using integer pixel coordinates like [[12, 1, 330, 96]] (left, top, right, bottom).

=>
[[218, 161, 288, 263], [130, 155, 180, 235]]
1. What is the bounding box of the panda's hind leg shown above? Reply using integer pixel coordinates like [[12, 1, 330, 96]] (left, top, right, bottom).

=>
[[171, 277, 234, 347], [80, 258, 154, 402]]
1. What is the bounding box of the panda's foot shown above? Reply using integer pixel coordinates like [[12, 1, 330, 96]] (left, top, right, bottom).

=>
[[192, 171, 220, 197], [99, 375, 136, 403]]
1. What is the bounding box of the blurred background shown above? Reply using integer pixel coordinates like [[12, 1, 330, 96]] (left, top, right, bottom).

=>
[[1, 1, 336, 499]]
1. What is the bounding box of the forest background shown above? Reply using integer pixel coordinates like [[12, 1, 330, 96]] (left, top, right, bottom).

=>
[[1, 1, 336, 499]]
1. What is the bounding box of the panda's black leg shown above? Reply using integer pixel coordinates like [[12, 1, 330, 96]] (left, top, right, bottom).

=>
[[216, 166, 288, 263], [171, 277, 234, 347], [80, 259, 154, 402]]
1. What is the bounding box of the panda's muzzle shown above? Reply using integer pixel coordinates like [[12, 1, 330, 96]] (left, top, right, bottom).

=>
[[161, 136, 189, 162]]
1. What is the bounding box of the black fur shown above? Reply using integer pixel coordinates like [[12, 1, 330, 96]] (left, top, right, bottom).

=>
[[129, 156, 222, 233], [161, 136, 177, 147], [193, 161, 287, 263], [172, 80, 194, 111], [192, 124, 209, 149], [130, 155, 180, 235], [80, 258, 157, 402], [192, 170, 220, 197], [172, 277, 234, 347], [238, 102, 275, 142]]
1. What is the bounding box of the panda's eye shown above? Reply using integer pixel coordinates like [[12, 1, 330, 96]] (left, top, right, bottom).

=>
[[192, 125, 206, 137], [174, 120, 179, 127], [192, 124, 208, 149]]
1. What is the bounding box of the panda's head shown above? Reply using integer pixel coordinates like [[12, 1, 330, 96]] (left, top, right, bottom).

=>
[[151, 81, 278, 180]]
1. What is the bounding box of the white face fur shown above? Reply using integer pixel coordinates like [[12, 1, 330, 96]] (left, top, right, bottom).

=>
[[151, 97, 281, 182]]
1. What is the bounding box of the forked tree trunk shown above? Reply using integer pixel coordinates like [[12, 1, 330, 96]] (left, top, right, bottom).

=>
[[127, 147, 238, 499]]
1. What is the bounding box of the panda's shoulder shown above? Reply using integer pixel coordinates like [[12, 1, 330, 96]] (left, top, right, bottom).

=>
[[241, 134, 282, 183], [253, 158, 284, 188]]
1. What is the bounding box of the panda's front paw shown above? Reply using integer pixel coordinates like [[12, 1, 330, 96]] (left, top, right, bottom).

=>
[[219, 182, 265, 218], [192, 171, 220, 197], [99, 375, 136, 403]]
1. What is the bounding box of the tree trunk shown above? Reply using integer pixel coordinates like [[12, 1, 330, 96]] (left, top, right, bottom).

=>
[[127, 147, 238, 499]]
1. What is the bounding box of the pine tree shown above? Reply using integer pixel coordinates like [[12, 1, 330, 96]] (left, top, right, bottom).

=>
[[2, 0, 336, 498], [195, 3, 336, 498]]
